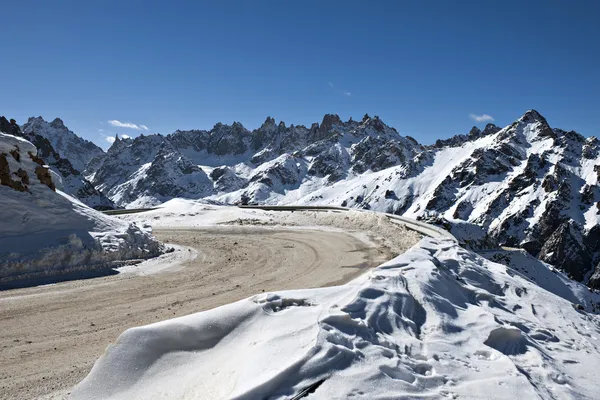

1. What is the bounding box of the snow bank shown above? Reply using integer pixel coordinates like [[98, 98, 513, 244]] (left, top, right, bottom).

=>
[[0, 133, 164, 286], [73, 237, 600, 399], [116, 199, 422, 255]]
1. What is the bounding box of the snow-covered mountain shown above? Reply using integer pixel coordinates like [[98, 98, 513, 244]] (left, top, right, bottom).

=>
[[22, 116, 104, 172], [89, 114, 421, 206], [0, 132, 163, 286], [0, 116, 114, 209], [295, 111, 600, 288], [85, 110, 600, 289]]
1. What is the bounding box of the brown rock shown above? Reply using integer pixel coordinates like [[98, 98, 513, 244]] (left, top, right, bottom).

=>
[[35, 165, 56, 191], [0, 153, 11, 187], [9, 148, 20, 162], [28, 151, 45, 166]]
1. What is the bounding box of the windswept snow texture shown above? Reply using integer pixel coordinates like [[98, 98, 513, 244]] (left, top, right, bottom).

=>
[[73, 237, 600, 400], [0, 133, 163, 285]]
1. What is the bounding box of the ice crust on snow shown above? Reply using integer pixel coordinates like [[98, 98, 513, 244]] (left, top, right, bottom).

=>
[[73, 236, 600, 400]]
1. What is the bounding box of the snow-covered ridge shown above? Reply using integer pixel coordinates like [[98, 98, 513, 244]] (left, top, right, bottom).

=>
[[22, 116, 104, 172], [12, 110, 600, 289], [0, 133, 163, 286], [73, 236, 600, 399]]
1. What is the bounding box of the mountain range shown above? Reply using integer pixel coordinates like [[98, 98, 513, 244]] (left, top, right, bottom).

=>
[[2, 110, 600, 290]]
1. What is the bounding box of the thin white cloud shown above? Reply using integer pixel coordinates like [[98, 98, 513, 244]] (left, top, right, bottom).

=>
[[469, 113, 495, 122], [344, 92, 352, 96], [328, 81, 334, 88], [105, 136, 116, 144], [121, 134, 130, 139], [108, 119, 149, 130]]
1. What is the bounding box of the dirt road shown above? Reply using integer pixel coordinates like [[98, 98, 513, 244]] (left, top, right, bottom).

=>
[[0, 226, 394, 399]]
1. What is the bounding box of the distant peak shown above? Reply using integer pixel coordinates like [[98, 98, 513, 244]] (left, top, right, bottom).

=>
[[50, 118, 65, 129], [319, 114, 342, 133], [321, 114, 342, 126], [262, 116, 276, 127], [519, 109, 548, 124], [468, 126, 481, 137], [482, 123, 500, 136]]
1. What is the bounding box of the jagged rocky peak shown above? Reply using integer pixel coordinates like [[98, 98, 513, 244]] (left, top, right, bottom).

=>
[[432, 123, 500, 149], [319, 113, 343, 134], [468, 126, 481, 137], [509, 109, 555, 139], [365, 115, 386, 132], [481, 123, 500, 135], [261, 116, 276, 129], [50, 117, 65, 129], [0, 116, 21, 136], [519, 109, 547, 124]]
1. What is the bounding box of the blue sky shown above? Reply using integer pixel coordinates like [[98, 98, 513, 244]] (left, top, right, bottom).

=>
[[2, 0, 598, 149]]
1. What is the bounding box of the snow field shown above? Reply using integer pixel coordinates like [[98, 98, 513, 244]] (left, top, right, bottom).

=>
[[73, 236, 600, 399]]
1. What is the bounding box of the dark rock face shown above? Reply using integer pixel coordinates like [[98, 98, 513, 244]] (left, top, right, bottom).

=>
[[211, 166, 247, 192], [352, 136, 412, 174], [539, 222, 591, 281], [0, 117, 21, 136]]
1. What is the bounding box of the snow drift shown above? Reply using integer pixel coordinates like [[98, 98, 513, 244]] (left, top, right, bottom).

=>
[[0, 133, 163, 287], [73, 237, 600, 400]]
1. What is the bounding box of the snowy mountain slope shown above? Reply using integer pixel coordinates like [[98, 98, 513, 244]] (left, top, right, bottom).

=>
[[90, 114, 420, 208], [51, 110, 600, 289], [73, 236, 600, 400], [21, 116, 104, 172], [1, 116, 114, 209], [90, 134, 214, 208], [0, 133, 163, 286], [289, 111, 600, 288]]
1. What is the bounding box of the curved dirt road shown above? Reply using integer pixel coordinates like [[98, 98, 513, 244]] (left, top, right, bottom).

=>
[[0, 226, 393, 399]]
